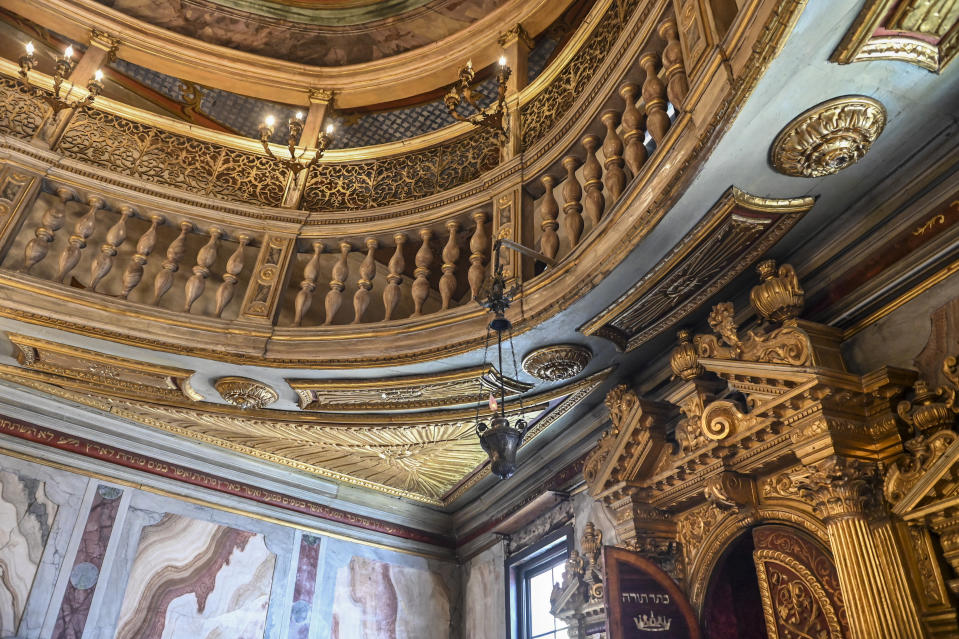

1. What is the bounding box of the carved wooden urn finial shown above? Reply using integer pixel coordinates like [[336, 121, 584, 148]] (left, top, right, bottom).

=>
[[749, 259, 804, 325], [670, 329, 703, 380]]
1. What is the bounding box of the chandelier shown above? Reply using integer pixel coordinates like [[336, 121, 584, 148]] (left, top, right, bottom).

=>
[[259, 112, 333, 176], [18, 42, 104, 115], [445, 56, 511, 138], [474, 234, 565, 478]]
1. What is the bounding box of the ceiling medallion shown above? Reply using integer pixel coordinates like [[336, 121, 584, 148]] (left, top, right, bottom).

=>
[[522, 344, 592, 381], [770, 96, 886, 177], [214, 377, 279, 410]]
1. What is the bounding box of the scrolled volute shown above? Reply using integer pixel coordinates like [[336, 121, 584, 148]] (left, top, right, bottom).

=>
[[700, 399, 753, 441], [885, 429, 959, 506]]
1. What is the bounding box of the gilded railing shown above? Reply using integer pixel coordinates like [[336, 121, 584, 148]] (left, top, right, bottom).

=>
[[0, 0, 772, 364]]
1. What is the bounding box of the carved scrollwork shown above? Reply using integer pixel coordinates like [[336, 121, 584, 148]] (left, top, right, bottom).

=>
[[694, 300, 812, 366], [521, 0, 641, 149], [0, 76, 47, 139], [58, 108, 286, 207], [884, 429, 959, 505], [214, 377, 279, 410], [301, 128, 499, 211], [605, 384, 638, 432]]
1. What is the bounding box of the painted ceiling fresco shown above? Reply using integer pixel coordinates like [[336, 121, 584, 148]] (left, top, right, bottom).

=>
[[93, 0, 510, 65]]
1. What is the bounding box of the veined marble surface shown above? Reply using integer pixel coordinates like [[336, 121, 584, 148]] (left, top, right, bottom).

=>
[[0, 469, 58, 636], [331, 555, 450, 639], [463, 542, 505, 639], [114, 513, 276, 639]]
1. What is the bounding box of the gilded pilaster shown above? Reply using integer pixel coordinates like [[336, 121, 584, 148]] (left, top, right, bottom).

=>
[[800, 457, 926, 639], [0, 163, 41, 258], [498, 24, 533, 159], [492, 186, 531, 283], [239, 234, 296, 323]]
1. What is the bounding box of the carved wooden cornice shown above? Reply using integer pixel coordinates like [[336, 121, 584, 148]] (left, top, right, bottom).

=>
[[580, 187, 815, 351]]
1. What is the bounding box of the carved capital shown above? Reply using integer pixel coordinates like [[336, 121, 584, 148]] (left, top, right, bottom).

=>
[[498, 24, 534, 50], [797, 456, 881, 521], [308, 88, 335, 105], [89, 29, 121, 60]]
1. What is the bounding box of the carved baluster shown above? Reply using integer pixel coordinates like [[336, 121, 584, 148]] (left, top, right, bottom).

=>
[[539, 175, 560, 261], [640, 52, 670, 146], [382, 234, 406, 321], [56, 196, 103, 283], [601, 110, 627, 201], [658, 17, 689, 110], [215, 234, 250, 317], [183, 227, 222, 312], [620, 83, 647, 178], [153, 221, 193, 305], [411, 228, 434, 317], [23, 187, 71, 273], [562, 156, 584, 248], [581, 135, 604, 226], [352, 237, 378, 324], [324, 241, 350, 325], [90, 205, 134, 292], [293, 241, 324, 327], [439, 221, 460, 310], [121, 215, 163, 299], [468, 211, 489, 300]]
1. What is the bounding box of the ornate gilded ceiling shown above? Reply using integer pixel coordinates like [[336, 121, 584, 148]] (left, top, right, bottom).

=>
[[0, 331, 611, 504]]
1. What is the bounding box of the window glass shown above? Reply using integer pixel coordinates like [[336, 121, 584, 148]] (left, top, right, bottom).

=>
[[527, 560, 568, 639]]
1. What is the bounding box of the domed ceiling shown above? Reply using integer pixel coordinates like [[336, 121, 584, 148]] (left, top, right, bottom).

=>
[[93, 0, 510, 65]]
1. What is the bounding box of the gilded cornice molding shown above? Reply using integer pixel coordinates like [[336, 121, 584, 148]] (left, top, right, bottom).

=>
[[831, 0, 959, 72], [4, 0, 579, 108]]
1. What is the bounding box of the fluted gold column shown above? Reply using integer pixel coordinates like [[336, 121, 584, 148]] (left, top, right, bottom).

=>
[[801, 457, 926, 639]]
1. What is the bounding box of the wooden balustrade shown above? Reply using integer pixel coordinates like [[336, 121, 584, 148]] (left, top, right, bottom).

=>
[[120, 214, 163, 299], [525, 23, 687, 268], [0, 3, 707, 336]]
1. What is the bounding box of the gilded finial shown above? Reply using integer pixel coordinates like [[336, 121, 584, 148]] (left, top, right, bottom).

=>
[[749, 259, 804, 325], [670, 329, 703, 380]]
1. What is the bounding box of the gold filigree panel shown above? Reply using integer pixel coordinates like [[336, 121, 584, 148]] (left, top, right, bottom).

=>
[[520, 0, 641, 149], [7, 333, 197, 402], [0, 76, 46, 140], [752, 525, 847, 639], [832, 0, 959, 71], [301, 128, 499, 212], [288, 365, 532, 412], [580, 187, 813, 351], [58, 107, 287, 207]]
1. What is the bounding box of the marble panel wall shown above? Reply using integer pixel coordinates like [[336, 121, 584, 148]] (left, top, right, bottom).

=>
[[114, 513, 275, 639], [463, 542, 506, 639], [0, 469, 58, 636], [0, 450, 460, 639]]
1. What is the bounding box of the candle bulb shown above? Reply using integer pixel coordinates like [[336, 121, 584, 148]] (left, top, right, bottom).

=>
[[25, 42, 35, 55], [64, 45, 74, 59], [499, 55, 507, 67], [265, 115, 276, 128], [94, 69, 104, 82], [295, 111, 303, 121], [325, 123, 334, 134]]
